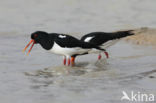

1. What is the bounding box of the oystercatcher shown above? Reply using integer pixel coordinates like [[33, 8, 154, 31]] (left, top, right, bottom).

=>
[[23, 31, 106, 66], [71, 30, 134, 63]]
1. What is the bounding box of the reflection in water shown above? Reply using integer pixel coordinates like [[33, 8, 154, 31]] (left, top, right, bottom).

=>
[[24, 59, 108, 91]]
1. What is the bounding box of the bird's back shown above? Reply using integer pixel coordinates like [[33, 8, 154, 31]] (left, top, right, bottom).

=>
[[49, 33, 103, 50], [81, 30, 134, 46]]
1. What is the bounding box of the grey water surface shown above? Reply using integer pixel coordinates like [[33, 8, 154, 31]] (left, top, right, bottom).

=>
[[0, 0, 156, 103]]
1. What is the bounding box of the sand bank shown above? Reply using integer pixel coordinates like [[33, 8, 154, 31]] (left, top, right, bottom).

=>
[[125, 27, 156, 45]]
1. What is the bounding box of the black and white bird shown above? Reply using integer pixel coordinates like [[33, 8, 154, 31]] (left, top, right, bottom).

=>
[[71, 30, 134, 63], [23, 31, 106, 66]]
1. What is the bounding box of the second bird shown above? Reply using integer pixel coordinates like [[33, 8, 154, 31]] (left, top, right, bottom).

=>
[[71, 30, 135, 63]]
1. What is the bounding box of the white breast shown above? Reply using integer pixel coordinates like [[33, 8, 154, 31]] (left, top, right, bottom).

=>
[[49, 42, 90, 56], [88, 39, 120, 54], [101, 39, 120, 48]]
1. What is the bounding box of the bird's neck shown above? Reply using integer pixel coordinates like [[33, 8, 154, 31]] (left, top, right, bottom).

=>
[[39, 35, 56, 50]]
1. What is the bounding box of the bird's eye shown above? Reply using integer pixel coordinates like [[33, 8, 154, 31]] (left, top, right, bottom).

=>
[[34, 34, 38, 38]]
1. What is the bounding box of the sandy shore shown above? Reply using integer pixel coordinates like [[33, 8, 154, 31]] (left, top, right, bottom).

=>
[[125, 27, 156, 45]]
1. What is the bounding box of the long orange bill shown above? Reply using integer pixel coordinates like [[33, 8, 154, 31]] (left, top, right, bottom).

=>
[[27, 41, 35, 55], [22, 39, 35, 55]]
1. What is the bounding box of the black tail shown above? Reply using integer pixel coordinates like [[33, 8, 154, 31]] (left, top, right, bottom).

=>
[[110, 30, 134, 40]]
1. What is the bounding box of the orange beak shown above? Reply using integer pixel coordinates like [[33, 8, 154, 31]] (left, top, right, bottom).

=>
[[23, 39, 35, 55]]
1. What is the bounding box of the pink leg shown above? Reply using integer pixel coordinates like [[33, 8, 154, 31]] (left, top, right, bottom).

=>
[[98, 54, 102, 60], [67, 58, 70, 66], [104, 51, 109, 58], [63, 56, 66, 65]]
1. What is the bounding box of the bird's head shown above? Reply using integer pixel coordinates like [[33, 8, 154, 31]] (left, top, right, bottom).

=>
[[31, 31, 49, 44], [23, 31, 49, 55]]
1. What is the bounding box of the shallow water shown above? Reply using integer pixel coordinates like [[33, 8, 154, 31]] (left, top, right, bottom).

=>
[[0, 0, 156, 103], [0, 33, 156, 103]]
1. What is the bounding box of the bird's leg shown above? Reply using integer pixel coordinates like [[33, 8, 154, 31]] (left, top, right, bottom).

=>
[[71, 56, 75, 66], [98, 53, 102, 60], [67, 57, 70, 66], [104, 51, 109, 58], [63, 56, 66, 65]]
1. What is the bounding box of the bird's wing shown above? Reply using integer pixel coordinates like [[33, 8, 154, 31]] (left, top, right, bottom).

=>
[[81, 32, 113, 45], [54, 34, 105, 52], [81, 31, 134, 46], [54, 34, 85, 48]]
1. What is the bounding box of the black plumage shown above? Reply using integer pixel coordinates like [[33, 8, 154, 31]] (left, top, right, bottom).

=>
[[71, 30, 134, 59], [81, 30, 134, 45], [31, 31, 105, 51]]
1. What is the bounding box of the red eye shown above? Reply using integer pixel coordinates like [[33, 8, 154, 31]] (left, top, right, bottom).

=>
[[34, 34, 37, 37]]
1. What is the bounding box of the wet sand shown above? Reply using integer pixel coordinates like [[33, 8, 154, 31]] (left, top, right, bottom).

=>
[[0, 0, 156, 103], [125, 27, 156, 45]]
